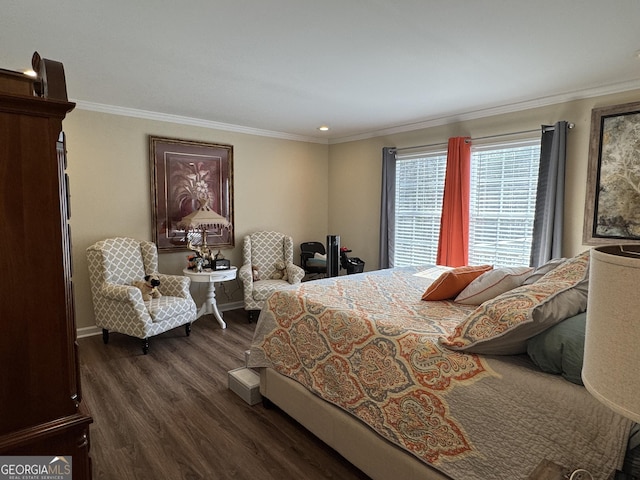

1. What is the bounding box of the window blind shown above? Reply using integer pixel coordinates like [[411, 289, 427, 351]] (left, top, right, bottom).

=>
[[394, 151, 447, 266], [394, 139, 540, 268], [469, 140, 540, 267]]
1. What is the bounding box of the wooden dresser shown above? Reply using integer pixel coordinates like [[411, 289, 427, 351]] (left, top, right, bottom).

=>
[[0, 55, 92, 479]]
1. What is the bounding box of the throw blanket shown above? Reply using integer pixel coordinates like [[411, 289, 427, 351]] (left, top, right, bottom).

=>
[[249, 267, 632, 480]]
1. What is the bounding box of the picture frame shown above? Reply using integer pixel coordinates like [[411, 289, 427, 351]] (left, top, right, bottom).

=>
[[583, 101, 640, 245], [149, 136, 234, 252]]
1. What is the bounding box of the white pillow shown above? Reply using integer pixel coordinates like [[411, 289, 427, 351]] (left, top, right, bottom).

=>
[[455, 266, 533, 305], [313, 252, 327, 260]]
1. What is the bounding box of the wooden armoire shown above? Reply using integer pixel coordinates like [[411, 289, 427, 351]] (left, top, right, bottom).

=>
[[0, 54, 92, 479]]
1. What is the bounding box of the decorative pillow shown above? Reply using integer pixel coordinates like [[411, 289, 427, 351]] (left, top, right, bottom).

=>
[[522, 257, 566, 285], [440, 251, 590, 355], [455, 267, 534, 305], [421, 265, 493, 301], [527, 312, 586, 385]]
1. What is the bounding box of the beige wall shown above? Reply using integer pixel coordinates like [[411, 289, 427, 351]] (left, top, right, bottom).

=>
[[65, 109, 329, 330], [66, 88, 640, 331], [328, 89, 640, 271]]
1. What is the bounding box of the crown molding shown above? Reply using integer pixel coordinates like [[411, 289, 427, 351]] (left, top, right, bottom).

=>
[[72, 100, 329, 145], [72, 78, 640, 147], [328, 79, 640, 144]]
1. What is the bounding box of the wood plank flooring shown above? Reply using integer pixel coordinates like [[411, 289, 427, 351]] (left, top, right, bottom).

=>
[[78, 309, 371, 480]]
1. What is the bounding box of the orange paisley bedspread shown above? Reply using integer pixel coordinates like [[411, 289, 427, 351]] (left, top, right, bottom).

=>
[[250, 268, 491, 463], [249, 267, 632, 480]]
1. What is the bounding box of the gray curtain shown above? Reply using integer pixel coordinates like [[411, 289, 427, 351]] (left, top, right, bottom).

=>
[[379, 147, 397, 269], [530, 121, 569, 267]]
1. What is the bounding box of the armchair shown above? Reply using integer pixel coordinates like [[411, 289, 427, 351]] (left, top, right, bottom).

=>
[[87, 237, 197, 354], [238, 231, 305, 321]]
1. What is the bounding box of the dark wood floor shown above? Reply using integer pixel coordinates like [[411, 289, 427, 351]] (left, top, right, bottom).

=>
[[78, 309, 371, 480]]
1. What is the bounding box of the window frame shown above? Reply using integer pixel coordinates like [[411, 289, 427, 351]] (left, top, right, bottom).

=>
[[393, 138, 541, 267]]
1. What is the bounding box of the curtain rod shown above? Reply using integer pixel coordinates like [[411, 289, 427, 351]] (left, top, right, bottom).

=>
[[392, 122, 574, 153]]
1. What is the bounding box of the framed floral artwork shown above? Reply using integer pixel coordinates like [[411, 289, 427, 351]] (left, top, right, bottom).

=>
[[149, 136, 234, 251], [583, 101, 640, 244]]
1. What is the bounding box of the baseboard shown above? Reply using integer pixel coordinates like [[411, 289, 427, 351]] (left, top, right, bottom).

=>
[[77, 325, 102, 339], [76, 300, 245, 338], [220, 300, 244, 312]]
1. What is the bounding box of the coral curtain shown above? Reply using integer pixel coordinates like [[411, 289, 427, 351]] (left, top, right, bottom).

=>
[[529, 121, 569, 267], [436, 137, 471, 267], [379, 147, 397, 269]]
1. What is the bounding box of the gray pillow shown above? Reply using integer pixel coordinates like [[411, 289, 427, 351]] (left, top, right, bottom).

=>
[[522, 257, 566, 285]]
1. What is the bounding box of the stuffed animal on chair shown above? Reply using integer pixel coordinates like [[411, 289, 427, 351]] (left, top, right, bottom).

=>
[[252, 265, 260, 281], [132, 274, 162, 301], [269, 260, 289, 282]]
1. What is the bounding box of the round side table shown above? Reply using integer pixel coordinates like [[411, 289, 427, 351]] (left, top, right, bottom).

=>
[[183, 267, 237, 329]]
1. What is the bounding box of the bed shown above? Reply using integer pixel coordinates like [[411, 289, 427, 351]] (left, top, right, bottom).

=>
[[248, 253, 636, 480]]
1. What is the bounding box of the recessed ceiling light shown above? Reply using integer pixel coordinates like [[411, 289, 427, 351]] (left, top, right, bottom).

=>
[[318, 125, 330, 131]]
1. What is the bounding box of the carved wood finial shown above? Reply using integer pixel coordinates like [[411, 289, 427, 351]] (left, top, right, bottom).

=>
[[31, 51, 67, 101], [31, 51, 42, 72]]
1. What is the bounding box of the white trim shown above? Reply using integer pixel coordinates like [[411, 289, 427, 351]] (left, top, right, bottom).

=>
[[73, 79, 640, 146], [77, 325, 101, 339], [328, 79, 640, 144], [76, 300, 245, 338], [471, 137, 541, 150], [219, 300, 244, 312], [72, 100, 329, 145]]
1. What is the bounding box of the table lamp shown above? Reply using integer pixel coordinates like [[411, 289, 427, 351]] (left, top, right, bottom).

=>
[[582, 244, 640, 424], [180, 196, 230, 267]]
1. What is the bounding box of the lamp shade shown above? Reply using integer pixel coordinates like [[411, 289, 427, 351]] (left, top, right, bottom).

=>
[[179, 197, 229, 229], [583, 245, 640, 423], [180, 207, 229, 228]]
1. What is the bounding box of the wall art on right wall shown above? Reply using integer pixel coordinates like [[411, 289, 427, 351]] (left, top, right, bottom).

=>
[[583, 100, 640, 244]]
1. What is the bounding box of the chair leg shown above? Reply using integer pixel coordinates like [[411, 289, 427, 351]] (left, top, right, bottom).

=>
[[185, 323, 191, 336], [102, 328, 109, 345], [142, 338, 149, 355]]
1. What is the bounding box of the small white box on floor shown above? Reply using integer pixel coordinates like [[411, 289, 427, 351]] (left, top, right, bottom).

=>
[[228, 367, 261, 405]]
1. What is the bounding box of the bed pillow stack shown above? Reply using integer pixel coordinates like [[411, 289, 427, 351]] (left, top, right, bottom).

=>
[[439, 250, 590, 355], [421, 264, 493, 301]]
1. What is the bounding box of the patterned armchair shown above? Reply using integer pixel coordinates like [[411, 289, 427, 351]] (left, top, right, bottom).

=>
[[238, 231, 305, 320], [87, 237, 197, 354]]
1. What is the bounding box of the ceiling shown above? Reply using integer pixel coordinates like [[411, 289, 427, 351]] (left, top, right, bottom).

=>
[[3, 1, 640, 143]]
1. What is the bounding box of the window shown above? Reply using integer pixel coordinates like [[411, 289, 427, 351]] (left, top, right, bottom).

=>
[[468, 140, 541, 266], [394, 140, 541, 267], [394, 151, 447, 266]]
